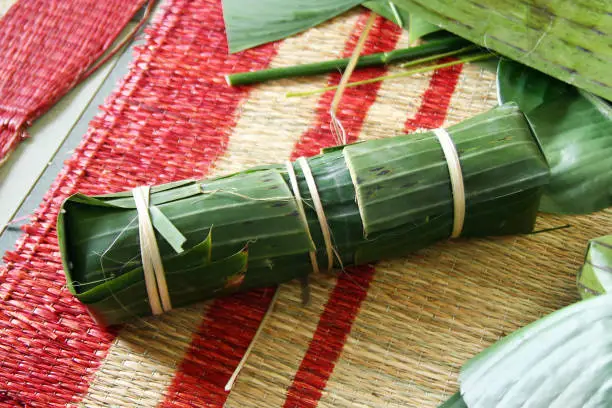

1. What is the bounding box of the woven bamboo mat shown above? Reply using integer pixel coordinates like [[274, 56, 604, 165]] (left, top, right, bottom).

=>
[[0, 1, 610, 407]]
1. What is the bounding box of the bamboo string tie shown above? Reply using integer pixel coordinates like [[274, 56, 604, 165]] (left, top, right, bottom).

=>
[[132, 186, 172, 315], [433, 128, 465, 238], [329, 12, 377, 145], [297, 157, 335, 272], [225, 286, 281, 391], [286, 162, 321, 275]]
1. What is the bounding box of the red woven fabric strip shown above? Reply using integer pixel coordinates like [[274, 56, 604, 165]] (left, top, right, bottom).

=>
[[160, 13, 402, 407], [0, 0, 146, 163], [404, 58, 463, 132], [284, 266, 375, 408], [0, 0, 277, 406]]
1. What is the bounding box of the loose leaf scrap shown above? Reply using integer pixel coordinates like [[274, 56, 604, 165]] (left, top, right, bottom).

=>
[[498, 60, 612, 214], [460, 294, 612, 408], [222, 0, 363, 53]]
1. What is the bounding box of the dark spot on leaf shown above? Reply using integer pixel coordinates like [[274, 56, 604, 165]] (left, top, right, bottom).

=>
[[559, 65, 578, 75], [268, 185, 280, 190], [271, 202, 288, 207], [469, 1, 485, 9], [377, 169, 391, 176], [369, 167, 384, 172]]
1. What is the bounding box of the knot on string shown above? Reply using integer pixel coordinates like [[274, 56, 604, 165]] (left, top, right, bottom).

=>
[[433, 128, 465, 238], [132, 186, 172, 315]]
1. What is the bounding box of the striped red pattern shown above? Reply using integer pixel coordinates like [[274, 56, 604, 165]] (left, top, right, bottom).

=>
[[0, 2, 464, 407], [284, 266, 375, 408], [161, 289, 276, 407], [0, 0, 277, 406], [0, 0, 146, 163], [404, 58, 463, 132]]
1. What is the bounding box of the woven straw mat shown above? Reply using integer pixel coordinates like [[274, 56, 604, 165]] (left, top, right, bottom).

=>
[[1, 1, 610, 407], [0, 0, 146, 164]]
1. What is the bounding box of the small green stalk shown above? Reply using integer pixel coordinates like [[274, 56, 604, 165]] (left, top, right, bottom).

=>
[[286, 52, 493, 98], [225, 36, 470, 86], [399, 45, 477, 68]]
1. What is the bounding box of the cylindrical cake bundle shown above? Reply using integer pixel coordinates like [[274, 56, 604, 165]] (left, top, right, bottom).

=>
[[58, 103, 549, 325]]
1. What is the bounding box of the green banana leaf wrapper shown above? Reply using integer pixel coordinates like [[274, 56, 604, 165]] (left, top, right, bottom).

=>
[[58, 103, 550, 326], [577, 235, 612, 299]]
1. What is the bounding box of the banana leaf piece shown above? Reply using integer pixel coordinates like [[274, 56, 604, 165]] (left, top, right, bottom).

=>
[[221, 0, 363, 53], [362, 1, 409, 27], [362, 0, 441, 43], [498, 60, 612, 214], [497, 59, 573, 116], [527, 90, 612, 214], [59, 103, 550, 326], [390, 0, 612, 101], [460, 294, 612, 408], [438, 392, 468, 408], [407, 14, 439, 44], [578, 235, 612, 299]]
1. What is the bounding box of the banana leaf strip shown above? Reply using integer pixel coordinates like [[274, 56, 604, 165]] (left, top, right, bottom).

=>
[[59, 103, 550, 325], [577, 235, 612, 299], [498, 60, 612, 214], [460, 294, 612, 408]]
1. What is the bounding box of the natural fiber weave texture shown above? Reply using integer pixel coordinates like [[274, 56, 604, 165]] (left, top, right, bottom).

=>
[[0, 0, 15, 17], [0, 0, 146, 164], [1, 1, 611, 407]]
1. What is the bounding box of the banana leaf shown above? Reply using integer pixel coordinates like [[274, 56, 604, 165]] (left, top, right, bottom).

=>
[[459, 294, 612, 408], [497, 60, 612, 214], [222, 0, 443, 54], [577, 235, 612, 299], [362, 1, 441, 43], [222, 0, 363, 53], [59, 103, 550, 326], [406, 14, 440, 44], [390, 0, 612, 101], [439, 393, 467, 408], [362, 1, 409, 27], [497, 59, 573, 116]]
